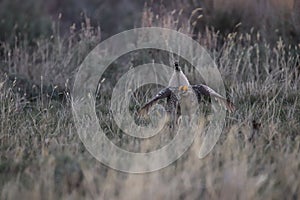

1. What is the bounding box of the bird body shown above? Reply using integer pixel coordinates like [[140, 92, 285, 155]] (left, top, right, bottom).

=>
[[177, 85, 198, 116]]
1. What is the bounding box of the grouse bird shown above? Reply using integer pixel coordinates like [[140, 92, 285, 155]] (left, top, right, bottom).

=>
[[139, 62, 234, 126]]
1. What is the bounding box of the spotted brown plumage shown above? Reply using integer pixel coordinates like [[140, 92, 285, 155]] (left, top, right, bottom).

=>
[[192, 84, 235, 113], [138, 87, 178, 116]]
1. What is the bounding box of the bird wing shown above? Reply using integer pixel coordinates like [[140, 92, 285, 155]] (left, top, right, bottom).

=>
[[138, 87, 173, 116], [192, 84, 235, 112]]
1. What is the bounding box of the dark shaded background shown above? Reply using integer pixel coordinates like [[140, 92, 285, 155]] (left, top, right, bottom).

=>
[[1, 0, 300, 44]]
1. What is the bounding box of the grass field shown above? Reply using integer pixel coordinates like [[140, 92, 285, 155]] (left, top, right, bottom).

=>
[[1, 4, 300, 200]]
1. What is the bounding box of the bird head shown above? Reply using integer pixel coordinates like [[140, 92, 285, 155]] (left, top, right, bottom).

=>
[[174, 62, 181, 71]]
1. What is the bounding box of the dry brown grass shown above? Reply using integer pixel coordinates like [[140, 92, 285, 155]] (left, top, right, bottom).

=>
[[0, 4, 300, 200]]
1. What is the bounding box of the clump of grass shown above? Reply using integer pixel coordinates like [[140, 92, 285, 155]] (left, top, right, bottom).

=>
[[0, 14, 101, 93]]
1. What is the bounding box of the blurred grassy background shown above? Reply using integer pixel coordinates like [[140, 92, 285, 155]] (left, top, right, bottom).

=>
[[0, 0, 300, 199], [1, 0, 300, 44]]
